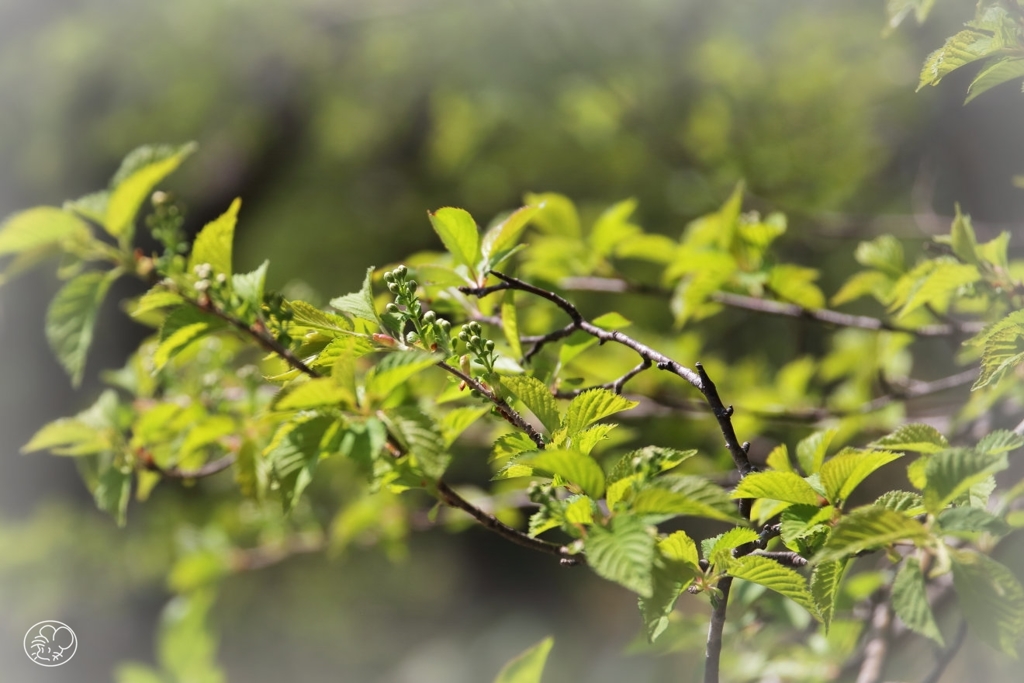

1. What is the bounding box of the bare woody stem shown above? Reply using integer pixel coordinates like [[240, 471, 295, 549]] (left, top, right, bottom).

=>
[[553, 359, 653, 397], [704, 578, 733, 683], [557, 276, 985, 337]]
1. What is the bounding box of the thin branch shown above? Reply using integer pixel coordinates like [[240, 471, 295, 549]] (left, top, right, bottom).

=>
[[704, 578, 733, 683], [139, 452, 236, 479], [553, 359, 653, 397], [435, 481, 581, 565], [556, 276, 985, 338], [751, 550, 808, 567], [856, 600, 893, 683], [919, 619, 968, 683], [436, 361, 546, 449], [230, 533, 326, 572]]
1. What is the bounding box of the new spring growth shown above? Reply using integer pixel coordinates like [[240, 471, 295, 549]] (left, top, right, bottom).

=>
[[457, 320, 497, 375], [382, 265, 451, 354]]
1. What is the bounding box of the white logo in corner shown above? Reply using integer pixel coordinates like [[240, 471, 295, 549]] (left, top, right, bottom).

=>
[[24, 620, 77, 667]]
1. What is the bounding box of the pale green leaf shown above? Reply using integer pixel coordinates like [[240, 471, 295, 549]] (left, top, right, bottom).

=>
[[562, 388, 638, 436], [46, 270, 119, 386], [976, 430, 1024, 456], [874, 490, 926, 515], [106, 142, 196, 241], [639, 550, 697, 643], [966, 56, 1024, 104], [266, 416, 334, 513], [590, 198, 641, 257], [381, 407, 448, 479], [493, 637, 553, 683], [329, 267, 379, 324], [502, 375, 561, 433], [153, 306, 224, 370], [815, 507, 930, 563], [919, 28, 1002, 89], [728, 555, 820, 619], [0, 207, 90, 257], [188, 198, 240, 277], [796, 428, 838, 475], [428, 207, 480, 269], [275, 378, 355, 411], [524, 192, 580, 237], [526, 449, 606, 498], [156, 589, 225, 683], [481, 205, 538, 267], [707, 527, 760, 567], [951, 549, 1024, 657], [440, 406, 490, 447], [732, 471, 822, 506], [892, 557, 944, 645], [765, 443, 793, 472], [658, 531, 700, 569], [131, 289, 185, 318], [21, 418, 107, 456], [584, 515, 656, 597], [364, 350, 440, 402], [94, 465, 131, 527], [767, 264, 826, 309], [923, 448, 1007, 513], [819, 449, 904, 505], [633, 476, 742, 523], [501, 289, 523, 360], [869, 423, 948, 454], [855, 235, 904, 277], [810, 559, 847, 632]]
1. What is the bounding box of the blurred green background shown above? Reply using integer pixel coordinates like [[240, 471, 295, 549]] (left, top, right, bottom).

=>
[[1, 0, 1023, 681]]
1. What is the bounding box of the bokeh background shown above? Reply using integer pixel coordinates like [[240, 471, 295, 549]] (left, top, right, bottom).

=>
[[1, 1, 1023, 681]]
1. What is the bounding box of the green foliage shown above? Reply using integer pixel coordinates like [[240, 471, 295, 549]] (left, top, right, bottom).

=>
[[493, 637, 554, 683], [892, 557, 944, 645]]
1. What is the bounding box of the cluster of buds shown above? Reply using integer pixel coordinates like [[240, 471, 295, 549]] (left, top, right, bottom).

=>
[[457, 320, 497, 375], [146, 191, 188, 272], [264, 292, 294, 349], [382, 265, 451, 353]]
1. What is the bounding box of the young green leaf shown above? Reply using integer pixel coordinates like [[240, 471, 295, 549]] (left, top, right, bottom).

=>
[[976, 430, 1024, 456], [810, 559, 847, 632], [153, 306, 225, 370], [329, 266, 379, 325], [951, 549, 1024, 657], [819, 449, 904, 506], [525, 449, 606, 498], [584, 515, 656, 598], [632, 477, 742, 523], [21, 417, 109, 456], [493, 636, 553, 683], [0, 207, 90, 257], [874, 490, 926, 515], [500, 289, 523, 360], [156, 588, 224, 683], [727, 555, 820, 619], [46, 270, 120, 386], [440, 406, 490, 447], [189, 199, 240, 277], [658, 531, 700, 569], [428, 207, 480, 270], [968, 310, 1024, 390], [731, 471, 823, 506], [381, 407, 448, 480], [232, 260, 268, 312], [274, 378, 355, 411], [266, 416, 334, 513], [765, 443, 793, 472], [796, 429, 838, 476], [937, 507, 1010, 537], [639, 550, 697, 643], [481, 205, 538, 269], [106, 142, 196, 242], [965, 56, 1024, 104], [707, 527, 760, 568], [919, 26, 1004, 90], [922, 448, 1007, 513], [590, 198, 641, 257], [94, 465, 131, 527], [363, 350, 440, 402], [562, 388, 638, 436], [523, 192, 580, 237], [501, 375, 561, 433], [892, 557, 944, 646], [869, 423, 948, 454], [814, 507, 930, 563]]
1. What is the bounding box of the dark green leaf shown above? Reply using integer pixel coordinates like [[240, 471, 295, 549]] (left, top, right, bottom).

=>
[[584, 515, 656, 598]]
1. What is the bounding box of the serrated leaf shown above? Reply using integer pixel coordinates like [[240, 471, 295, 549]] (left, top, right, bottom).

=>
[[275, 378, 354, 411], [889, 260, 980, 319], [131, 289, 185, 318], [500, 289, 523, 360], [811, 559, 847, 632], [570, 423, 617, 456], [584, 516, 656, 597], [815, 507, 930, 563], [855, 235, 904, 277], [329, 267, 379, 324], [266, 416, 334, 513], [937, 507, 1010, 537], [707, 527, 759, 568], [105, 142, 196, 241], [819, 449, 904, 506], [525, 449, 605, 498], [381, 407, 448, 480], [364, 350, 440, 402], [892, 557, 944, 645], [189, 199, 239, 277], [923, 448, 1007, 513], [493, 636, 553, 683], [874, 490, 926, 515], [288, 300, 353, 334], [428, 207, 480, 270], [977, 430, 1024, 456], [491, 431, 537, 463], [949, 205, 979, 264], [440, 406, 490, 447], [94, 465, 131, 527], [780, 505, 834, 556], [951, 550, 1024, 657], [966, 56, 1024, 103], [831, 270, 893, 307], [232, 260, 268, 311], [659, 531, 700, 569], [562, 388, 638, 436], [502, 375, 560, 433], [767, 264, 826, 309], [796, 429, 837, 475], [524, 192, 580, 237], [482, 205, 538, 269], [633, 476, 742, 523], [639, 550, 697, 643], [869, 423, 948, 454], [0, 207, 90, 257], [732, 471, 822, 506], [21, 418, 107, 456], [765, 443, 793, 472], [969, 310, 1024, 390], [46, 270, 119, 386], [728, 555, 820, 619], [153, 306, 224, 370], [918, 28, 1002, 89]]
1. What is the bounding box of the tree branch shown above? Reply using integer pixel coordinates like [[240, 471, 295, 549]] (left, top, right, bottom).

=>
[[553, 359, 653, 397], [704, 578, 733, 683], [920, 619, 967, 683], [856, 599, 893, 683], [556, 276, 984, 337], [140, 453, 237, 479]]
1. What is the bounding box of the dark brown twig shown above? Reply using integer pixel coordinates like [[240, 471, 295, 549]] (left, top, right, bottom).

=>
[[436, 361, 545, 449], [553, 359, 653, 397], [704, 578, 733, 683]]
